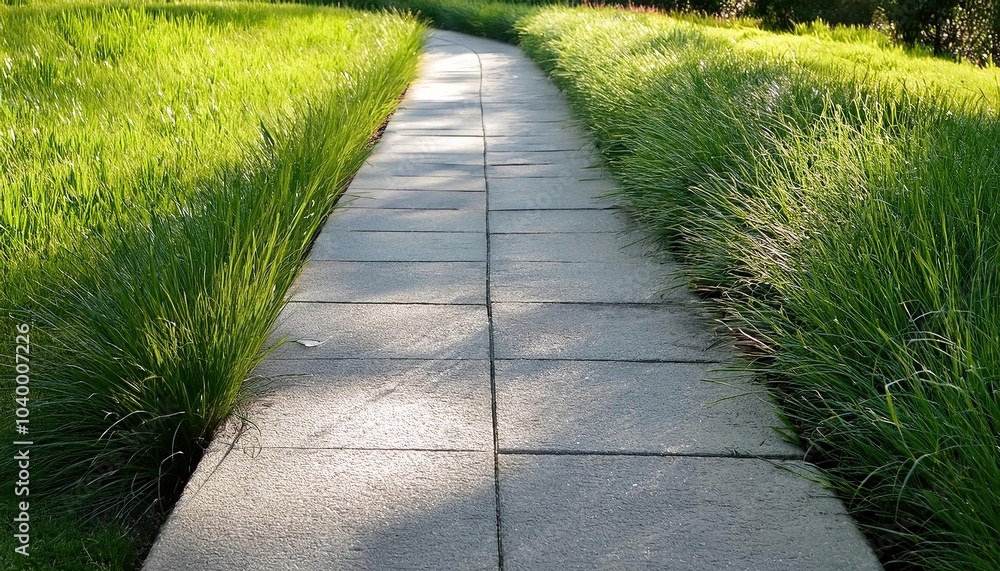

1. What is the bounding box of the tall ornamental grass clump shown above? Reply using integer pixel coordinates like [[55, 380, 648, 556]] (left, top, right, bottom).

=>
[[517, 7, 1000, 569], [1, 0, 421, 533]]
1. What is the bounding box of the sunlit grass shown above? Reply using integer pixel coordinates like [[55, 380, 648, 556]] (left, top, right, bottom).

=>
[[0, 1, 422, 567]]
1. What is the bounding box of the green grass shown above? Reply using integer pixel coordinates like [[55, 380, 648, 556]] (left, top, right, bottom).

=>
[[0, 1, 421, 568], [514, 6, 1000, 569]]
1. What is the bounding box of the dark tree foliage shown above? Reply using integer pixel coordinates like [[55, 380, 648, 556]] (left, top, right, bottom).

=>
[[890, 0, 960, 52], [618, 0, 742, 14], [887, 0, 998, 65], [750, 0, 879, 28], [733, 0, 999, 65]]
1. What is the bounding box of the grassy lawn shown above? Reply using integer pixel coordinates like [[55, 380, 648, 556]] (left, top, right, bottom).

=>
[[0, 1, 421, 568], [356, 0, 1000, 568]]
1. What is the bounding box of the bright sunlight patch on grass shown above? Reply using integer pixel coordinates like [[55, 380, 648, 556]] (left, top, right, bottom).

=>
[[0, 2, 422, 567]]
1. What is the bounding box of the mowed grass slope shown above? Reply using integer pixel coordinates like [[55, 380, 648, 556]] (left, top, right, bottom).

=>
[[0, 2, 421, 568], [515, 7, 1000, 569]]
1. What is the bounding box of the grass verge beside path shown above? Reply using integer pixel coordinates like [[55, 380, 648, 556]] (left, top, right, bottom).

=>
[[0, 2, 421, 568], [357, 1, 1000, 568]]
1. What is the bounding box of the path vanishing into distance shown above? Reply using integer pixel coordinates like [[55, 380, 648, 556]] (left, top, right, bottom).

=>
[[145, 30, 881, 570]]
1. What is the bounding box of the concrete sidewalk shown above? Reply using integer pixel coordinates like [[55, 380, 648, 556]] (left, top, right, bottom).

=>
[[144, 30, 881, 570]]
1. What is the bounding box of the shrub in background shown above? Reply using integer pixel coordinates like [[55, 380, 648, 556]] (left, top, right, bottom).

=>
[[748, 0, 998, 64]]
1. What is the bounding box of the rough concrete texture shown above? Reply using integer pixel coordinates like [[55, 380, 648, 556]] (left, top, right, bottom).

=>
[[487, 178, 617, 210], [309, 229, 486, 261], [488, 208, 634, 233], [217, 359, 493, 450], [326, 207, 483, 232], [490, 231, 661, 263], [490, 260, 687, 304], [340, 189, 486, 210], [495, 359, 798, 456], [145, 30, 882, 571], [499, 455, 881, 571], [292, 261, 486, 304], [267, 302, 488, 360], [349, 172, 487, 191], [492, 302, 733, 362], [146, 448, 498, 571]]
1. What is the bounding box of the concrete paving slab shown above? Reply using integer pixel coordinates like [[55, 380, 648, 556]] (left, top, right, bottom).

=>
[[489, 208, 633, 233], [145, 448, 498, 571], [383, 126, 485, 137], [355, 161, 483, 178], [486, 173, 615, 193], [341, 190, 485, 210], [217, 359, 493, 450], [483, 101, 573, 112], [495, 360, 797, 456], [490, 260, 687, 304], [491, 232, 661, 263], [395, 104, 481, 119], [486, 149, 597, 165], [488, 178, 616, 210], [481, 92, 564, 104], [492, 302, 732, 362], [309, 230, 485, 262], [371, 135, 484, 156], [404, 85, 480, 102], [483, 109, 575, 124], [268, 302, 488, 360], [395, 97, 482, 107], [348, 173, 486, 192], [377, 119, 484, 134], [393, 107, 479, 118], [498, 454, 881, 570], [324, 207, 483, 232], [486, 136, 595, 153], [488, 163, 605, 178], [364, 150, 484, 165], [481, 90, 563, 100], [291, 261, 485, 304], [482, 121, 583, 137]]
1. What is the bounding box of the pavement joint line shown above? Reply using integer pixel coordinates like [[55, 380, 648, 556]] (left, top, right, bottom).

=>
[[493, 357, 729, 365], [494, 260, 670, 265], [491, 206, 618, 211], [438, 33, 509, 569], [345, 189, 487, 193], [228, 446, 487, 453], [328, 229, 481, 233], [497, 449, 806, 461], [260, 357, 489, 363], [308, 258, 484, 264], [334, 212, 480, 216], [491, 300, 716, 310], [490, 207, 616, 212], [286, 301, 486, 307], [305, 259, 486, 263]]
